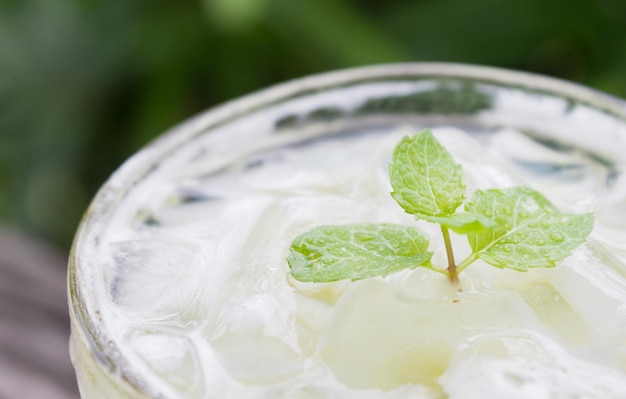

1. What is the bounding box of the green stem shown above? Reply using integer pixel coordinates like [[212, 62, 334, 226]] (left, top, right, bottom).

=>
[[456, 253, 478, 274], [425, 265, 449, 277], [441, 226, 458, 285]]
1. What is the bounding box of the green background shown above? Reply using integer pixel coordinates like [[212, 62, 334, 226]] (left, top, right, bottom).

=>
[[2, 0, 626, 251]]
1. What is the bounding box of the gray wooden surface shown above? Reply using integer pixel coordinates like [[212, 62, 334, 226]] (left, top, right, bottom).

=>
[[0, 229, 80, 399]]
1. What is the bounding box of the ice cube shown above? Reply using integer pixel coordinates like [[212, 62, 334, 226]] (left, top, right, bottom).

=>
[[293, 293, 336, 357], [271, 386, 338, 399], [488, 128, 607, 211], [206, 285, 302, 385], [519, 279, 590, 344], [542, 246, 626, 329], [259, 367, 443, 399], [128, 329, 205, 398], [211, 328, 303, 385], [107, 237, 207, 328], [440, 332, 626, 399], [288, 276, 351, 305], [319, 277, 543, 392]]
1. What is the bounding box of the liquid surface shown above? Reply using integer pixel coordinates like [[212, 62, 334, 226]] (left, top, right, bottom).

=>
[[95, 126, 626, 398]]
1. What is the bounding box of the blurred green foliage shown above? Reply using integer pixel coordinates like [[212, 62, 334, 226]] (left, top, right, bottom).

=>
[[1, 0, 626, 250]]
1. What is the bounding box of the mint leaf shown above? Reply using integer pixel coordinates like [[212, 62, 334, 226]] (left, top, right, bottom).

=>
[[389, 129, 465, 217], [465, 187, 594, 271], [414, 211, 496, 234], [288, 223, 432, 282], [286, 130, 595, 286]]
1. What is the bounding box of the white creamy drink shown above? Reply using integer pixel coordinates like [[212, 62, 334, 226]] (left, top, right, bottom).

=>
[[68, 65, 626, 399]]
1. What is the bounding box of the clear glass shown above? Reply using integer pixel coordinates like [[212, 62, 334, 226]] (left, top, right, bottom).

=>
[[68, 63, 626, 398]]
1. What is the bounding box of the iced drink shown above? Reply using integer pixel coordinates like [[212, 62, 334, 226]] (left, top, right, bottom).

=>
[[69, 64, 626, 398]]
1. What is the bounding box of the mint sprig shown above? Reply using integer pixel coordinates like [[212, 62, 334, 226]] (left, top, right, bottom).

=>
[[287, 129, 594, 285]]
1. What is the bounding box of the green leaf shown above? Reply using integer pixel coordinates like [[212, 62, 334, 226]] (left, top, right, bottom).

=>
[[288, 223, 432, 282], [465, 186, 594, 271], [389, 129, 465, 218], [415, 211, 497, 234]]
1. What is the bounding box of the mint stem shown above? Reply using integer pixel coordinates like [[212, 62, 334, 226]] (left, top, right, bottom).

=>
[[456, 253, 477, 274], [441, 226, 459, 285]]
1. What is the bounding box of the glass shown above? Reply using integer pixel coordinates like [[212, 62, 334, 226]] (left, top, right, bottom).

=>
[[68, 63, 626, 398]]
